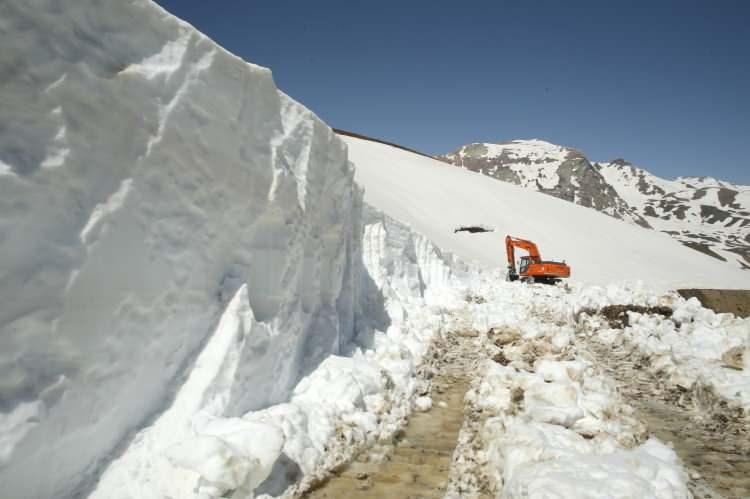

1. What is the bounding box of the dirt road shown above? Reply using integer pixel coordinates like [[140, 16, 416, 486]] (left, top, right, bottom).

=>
[[677, 289, 750, 318], [581, 339, 750, 499], [305, 332, 488, 499]]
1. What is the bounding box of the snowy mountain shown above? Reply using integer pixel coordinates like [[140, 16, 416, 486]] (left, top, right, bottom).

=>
[[437, 140, 750, 269], [598, 159, 750, 268], [345, 135, 748, 290]]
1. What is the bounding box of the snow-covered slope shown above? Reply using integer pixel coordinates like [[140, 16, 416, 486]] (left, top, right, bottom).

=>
[[438, 140, 750, 270], [598, 160, 750, 268], [345, 136, 748, 290]]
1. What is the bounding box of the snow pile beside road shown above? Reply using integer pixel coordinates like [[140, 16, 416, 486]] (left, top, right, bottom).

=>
[[576, 288, 750, 410], [446, 277, 690, 498], [91, 209, 470, 498]]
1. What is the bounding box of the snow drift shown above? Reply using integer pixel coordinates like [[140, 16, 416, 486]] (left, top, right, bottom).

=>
[[344, 136, 749, 290]]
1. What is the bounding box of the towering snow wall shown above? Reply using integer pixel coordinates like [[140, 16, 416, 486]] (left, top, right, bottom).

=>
[[86, 204, 469, 499], [0, 1, 363, 496]]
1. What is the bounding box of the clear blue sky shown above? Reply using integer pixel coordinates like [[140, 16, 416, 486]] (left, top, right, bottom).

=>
[[155, 0, 749, 184]]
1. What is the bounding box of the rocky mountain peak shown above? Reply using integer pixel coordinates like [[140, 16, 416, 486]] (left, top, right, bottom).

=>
[[436, 141, 650, 229]]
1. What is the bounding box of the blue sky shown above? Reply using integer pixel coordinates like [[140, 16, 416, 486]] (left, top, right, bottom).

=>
[[156, 1, 750, 184]]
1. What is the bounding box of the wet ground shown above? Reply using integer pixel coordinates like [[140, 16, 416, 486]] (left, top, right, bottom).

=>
[[582, 339, 750, 499], [677, 289, 750, 318], [305, 332, 489, 499]]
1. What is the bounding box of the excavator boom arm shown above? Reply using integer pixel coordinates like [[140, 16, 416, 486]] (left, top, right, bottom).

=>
[[505, 235, 541, 273]]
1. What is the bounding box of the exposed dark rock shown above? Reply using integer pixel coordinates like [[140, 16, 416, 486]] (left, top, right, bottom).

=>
[[682, 241, 727, 261], [700, 205, 731, 224], [643, 205, 658, 217], [717, 188, 739, 207]]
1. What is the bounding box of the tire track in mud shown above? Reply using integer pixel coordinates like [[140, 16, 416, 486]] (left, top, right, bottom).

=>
[[580, 338, 750, 499], [304, 332, 490, 499]]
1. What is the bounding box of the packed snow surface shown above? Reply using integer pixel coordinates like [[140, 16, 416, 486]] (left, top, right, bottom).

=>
[[344, 136, 749, 290]]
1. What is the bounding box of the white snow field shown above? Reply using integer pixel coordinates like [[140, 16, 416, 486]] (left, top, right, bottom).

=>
[[344, 136, 749, 290]]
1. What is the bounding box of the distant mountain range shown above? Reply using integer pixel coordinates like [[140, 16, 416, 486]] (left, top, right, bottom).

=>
[[436, 139, 750, 270]]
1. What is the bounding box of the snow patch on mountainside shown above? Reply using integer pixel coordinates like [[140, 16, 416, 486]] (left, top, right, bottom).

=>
[[598, 160, 750, 268], [443, 139, 570, 191]]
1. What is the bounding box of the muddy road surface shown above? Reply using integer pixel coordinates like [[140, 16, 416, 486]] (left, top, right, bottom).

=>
[[677, 289, 750, 318], [304, 332, 489, 499], [582, 339, 750, 499]]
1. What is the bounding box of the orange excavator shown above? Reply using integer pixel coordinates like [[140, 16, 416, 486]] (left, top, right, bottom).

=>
[[506, 235, 570, 284]]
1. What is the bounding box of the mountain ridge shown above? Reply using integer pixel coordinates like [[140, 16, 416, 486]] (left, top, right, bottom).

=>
[[331, 131, 748, 270]]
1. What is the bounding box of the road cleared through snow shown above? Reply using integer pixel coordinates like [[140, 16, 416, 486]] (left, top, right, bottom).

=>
[[305, 332, 486, 499]]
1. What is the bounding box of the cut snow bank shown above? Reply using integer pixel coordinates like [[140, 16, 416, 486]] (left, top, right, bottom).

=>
[[90, 207, 470, 498], [344, 136, 749, 290], [0, 1, 470, 497]]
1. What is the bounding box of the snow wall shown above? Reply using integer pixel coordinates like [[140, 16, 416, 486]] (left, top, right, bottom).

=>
[[0, 1, 467, 497]]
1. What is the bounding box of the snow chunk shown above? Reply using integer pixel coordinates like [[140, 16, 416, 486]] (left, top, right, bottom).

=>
[[414, 396, 432, 412], [166, 420, 284, 497], [503, 434, 689, 499]]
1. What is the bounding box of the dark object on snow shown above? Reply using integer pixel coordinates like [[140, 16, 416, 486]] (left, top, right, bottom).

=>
[[454, 226, 494, 233]]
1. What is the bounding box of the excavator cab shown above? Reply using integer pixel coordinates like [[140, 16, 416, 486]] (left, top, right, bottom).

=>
[[518, 255, 538, 275]]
